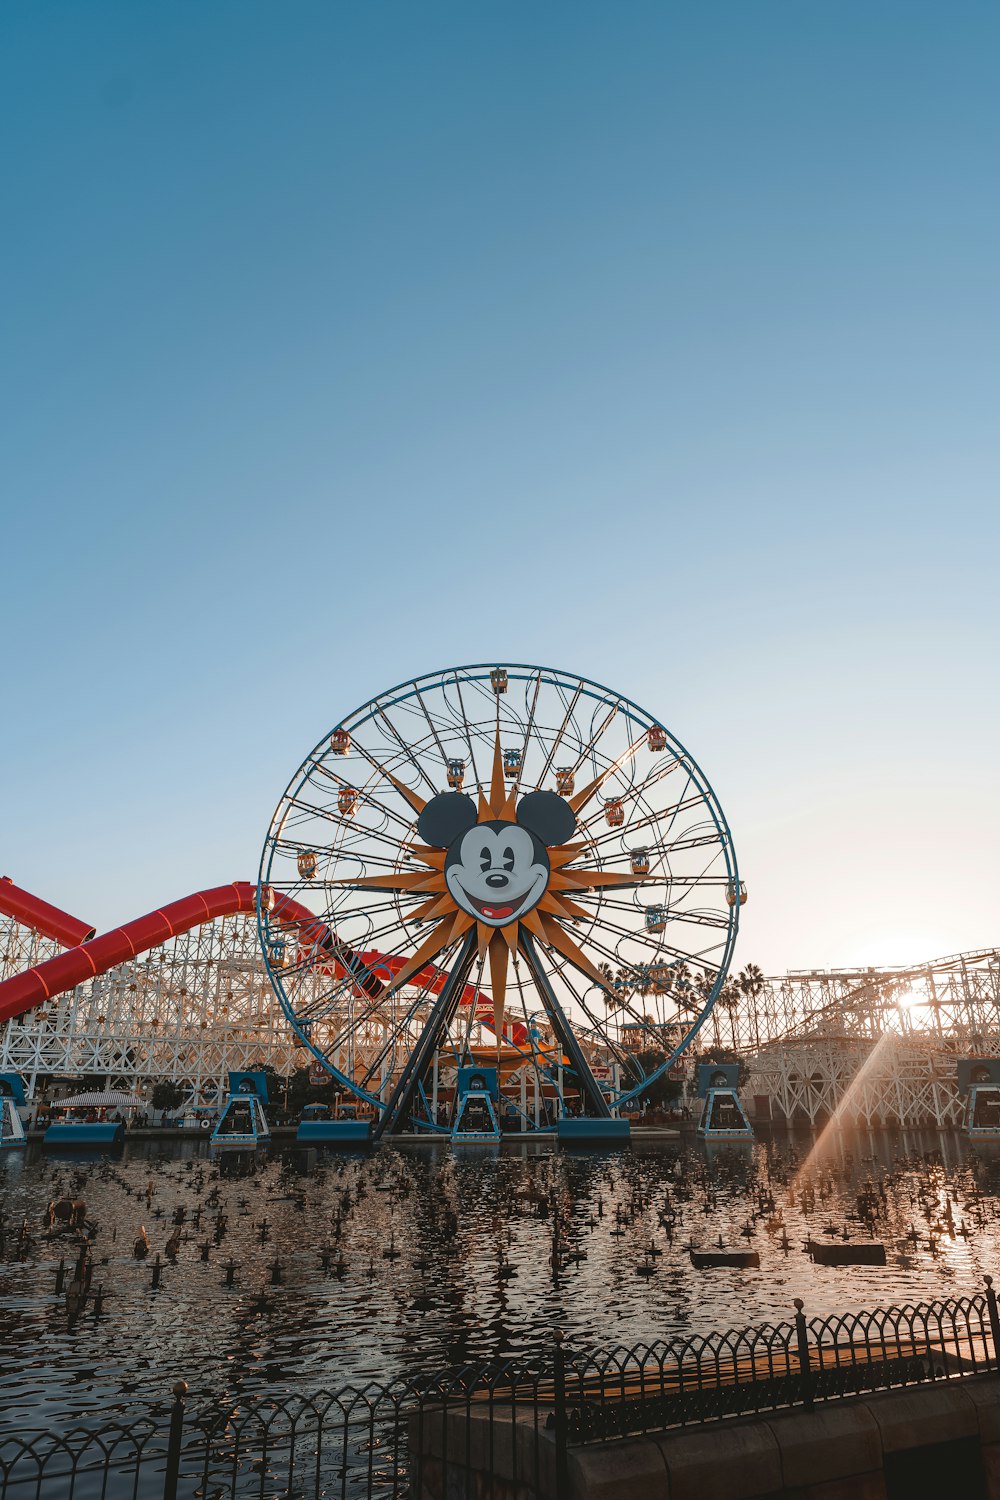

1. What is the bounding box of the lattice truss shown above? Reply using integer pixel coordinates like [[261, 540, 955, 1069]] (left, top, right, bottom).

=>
[[0, 912, 302, 1100], [732, 949, 1000, 1129], [0, 907, 588, 1105]]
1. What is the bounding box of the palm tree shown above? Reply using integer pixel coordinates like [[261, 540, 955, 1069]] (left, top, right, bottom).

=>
[[737, 963, 765, 1049], [718, 977, 743, 1050], [738, 964, 764, 998]]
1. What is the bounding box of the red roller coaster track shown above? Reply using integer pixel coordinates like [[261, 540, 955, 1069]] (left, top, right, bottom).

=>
[[0, 877, 95, 948], [0, 880, 525, 1042]]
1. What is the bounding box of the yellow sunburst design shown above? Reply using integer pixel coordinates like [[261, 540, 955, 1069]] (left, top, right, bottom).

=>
[[329, 725, 654, 1037]]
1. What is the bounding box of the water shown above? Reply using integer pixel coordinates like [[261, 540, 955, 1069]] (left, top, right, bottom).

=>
[[3, 1129, 999, 1427]]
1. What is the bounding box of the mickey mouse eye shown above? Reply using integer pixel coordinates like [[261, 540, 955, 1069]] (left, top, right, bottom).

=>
[[503, 846, 515, 871], [480, 846, 492, 871]]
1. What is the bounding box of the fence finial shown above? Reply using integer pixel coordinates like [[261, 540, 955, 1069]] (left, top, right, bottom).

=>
[[172, 1380, 189, 1399]]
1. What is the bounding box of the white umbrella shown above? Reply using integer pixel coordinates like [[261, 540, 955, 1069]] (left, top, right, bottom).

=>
[[56, 1091, 145, 1109]]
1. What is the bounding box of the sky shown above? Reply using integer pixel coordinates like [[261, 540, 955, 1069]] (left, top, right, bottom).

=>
[[2, 2, 998, 977]]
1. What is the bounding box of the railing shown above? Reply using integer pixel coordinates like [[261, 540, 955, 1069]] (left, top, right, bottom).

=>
[[4, 1278, 1000, 1500]]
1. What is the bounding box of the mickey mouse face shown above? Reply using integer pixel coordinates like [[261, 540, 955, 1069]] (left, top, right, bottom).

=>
[[417, 787, 577, 930], [446, 821, 549, 926]]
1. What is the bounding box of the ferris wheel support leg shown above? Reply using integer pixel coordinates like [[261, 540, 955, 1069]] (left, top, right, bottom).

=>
[[372, 931, 479, 1141], [518, 933, 612, 1120]]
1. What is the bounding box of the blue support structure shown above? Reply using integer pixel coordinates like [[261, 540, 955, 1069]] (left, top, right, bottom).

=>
[[0, 1098, 26, 1147], [966, 1086, 1000, 1141], [958, 1061, 1000, 1141], [296, 1115, 373, 1146], [697, 1088, 754, 1140], [451, 1071, 502, 1142], [557, 1118, 630, 1145], [212, 1072, 271, 1149], [0, 1074, 26, 1148], [44, 1121, 124, 1148], [695, 1064, 753, 1140]]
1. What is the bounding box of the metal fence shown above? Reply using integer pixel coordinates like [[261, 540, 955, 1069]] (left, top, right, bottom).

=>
[[4, 1277, 1000, 1500]]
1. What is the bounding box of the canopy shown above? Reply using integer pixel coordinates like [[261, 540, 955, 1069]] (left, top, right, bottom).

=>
[[56, 1091, 145, 1109]]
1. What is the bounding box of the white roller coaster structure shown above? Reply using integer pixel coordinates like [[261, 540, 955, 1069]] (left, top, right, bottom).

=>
[[3, 900, 999, 1128]]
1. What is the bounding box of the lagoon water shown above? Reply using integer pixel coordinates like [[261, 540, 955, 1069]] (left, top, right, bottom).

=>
[[3, 1130, 998, 1425]]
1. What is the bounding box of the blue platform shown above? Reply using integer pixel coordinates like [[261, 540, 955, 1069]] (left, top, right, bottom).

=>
[[44, 1121, 124, 1148], [296, 1119, 373, 1145], [0, 1097, 26, 1147], [557, 1117, 631, 1144]]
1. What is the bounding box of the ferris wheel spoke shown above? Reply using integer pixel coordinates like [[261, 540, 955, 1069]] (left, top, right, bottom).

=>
[[307, 760, 418, 840], [578, 777, 699, 846], [529, 680, 584, 789], [411, 682, 460, 771], [357, 994, 432, 1091], [561, 701, 622, 785], [374, 708, 444, 799], [508, 669, 542, 791], [449, 673, 484, 788], [577, 917, 716, 974], [518, 930, 611, 1117], [553, 963, 639, 1080], [576, 894, 728, 932]]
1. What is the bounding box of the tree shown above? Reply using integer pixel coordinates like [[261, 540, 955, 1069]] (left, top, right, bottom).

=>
[[699, 1044, 750, 1090], [631, 1052, 683, 1110], [717, 977, 744, 1049], [151, 1081, 185, 1113], [738, 963, 765, 999]]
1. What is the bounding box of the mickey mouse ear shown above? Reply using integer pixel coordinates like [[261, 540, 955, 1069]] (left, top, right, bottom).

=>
[[417, 792, 478, 848], [516, 790, 577, 846]]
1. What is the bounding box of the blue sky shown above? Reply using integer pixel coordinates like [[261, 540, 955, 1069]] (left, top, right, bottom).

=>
[[3, 2, 998, 973]]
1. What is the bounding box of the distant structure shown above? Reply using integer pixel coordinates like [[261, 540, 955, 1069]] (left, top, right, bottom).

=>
[[724, 950, 1000, 1130]]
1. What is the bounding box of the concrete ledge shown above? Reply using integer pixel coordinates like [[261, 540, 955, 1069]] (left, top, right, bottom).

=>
[[960, 1380, 1000, 1445], [654, 1420, 782, 1500], [768, 1401, 882, 1487], [568, 1438, 669, 1499], [866, 1383, 978, 1452], [557, 1119, 631, 1145]]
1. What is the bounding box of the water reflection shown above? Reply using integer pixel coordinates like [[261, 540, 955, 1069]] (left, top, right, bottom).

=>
[[3, 1127, 1000, 1425]]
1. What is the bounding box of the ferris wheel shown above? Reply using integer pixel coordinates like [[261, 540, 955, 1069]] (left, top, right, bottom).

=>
[[258, 663, 742, 1137]]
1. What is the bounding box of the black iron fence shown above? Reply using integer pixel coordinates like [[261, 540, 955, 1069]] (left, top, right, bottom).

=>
[[5, 1277, 1000, 1499]]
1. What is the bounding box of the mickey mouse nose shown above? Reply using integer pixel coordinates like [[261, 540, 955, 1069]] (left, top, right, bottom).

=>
[[485, 873, 509, 889]]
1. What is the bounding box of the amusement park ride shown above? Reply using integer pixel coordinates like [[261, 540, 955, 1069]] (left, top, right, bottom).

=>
[[256, 664, 743, 1140], [4, 662, 996, 1144], [0, 664, 746, 1141]]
